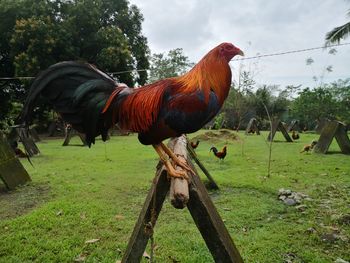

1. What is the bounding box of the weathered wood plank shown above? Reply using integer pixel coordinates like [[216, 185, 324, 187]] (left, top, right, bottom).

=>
[[187, 161, 243, 263], [268, 119, 292, 142], [313, 121, 338, 154], [187, 143, 219, 190], [245, 118, 260, 135], [279, 122, 293, 142], [29, 127, 40, 142], [335, 123, 350, 154], [287, 120, 301, 132], [0, 132, 31, 190], [267, 119, 279, 141], [121, 168, 170, 263], [168, 136, 190, 209], [62, 127, 73, 146], [122, 135, 243, 262], [62, 126, 87, 146], [314, 121, 350, 154], [17, 128, 40, 156]]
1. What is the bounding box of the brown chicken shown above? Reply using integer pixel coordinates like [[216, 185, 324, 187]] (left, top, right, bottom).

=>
[[10, 141, 28, 158], [300, 140, 317, 153], [190, 140, 200, 149], [210, 146, 227, 160], [247, 129, 255, 134], [292, 130, 300, 140]]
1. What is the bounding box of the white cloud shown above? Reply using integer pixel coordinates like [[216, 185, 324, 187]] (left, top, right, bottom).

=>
[[130, 0, 350, 87]]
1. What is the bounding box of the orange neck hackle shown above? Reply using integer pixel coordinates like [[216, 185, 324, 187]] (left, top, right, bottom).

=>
[[175, 46, 232, 105]]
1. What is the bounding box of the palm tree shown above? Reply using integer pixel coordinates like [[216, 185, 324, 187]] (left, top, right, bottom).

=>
[[325, 7, 350, 45]]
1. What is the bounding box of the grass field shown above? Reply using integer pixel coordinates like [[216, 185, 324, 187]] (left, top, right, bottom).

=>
[[0, 130, 349, 263]]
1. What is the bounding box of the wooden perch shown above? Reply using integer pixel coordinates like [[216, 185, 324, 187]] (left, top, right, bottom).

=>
[[122, 135, 243, 262], [168, 136, 190, 209]]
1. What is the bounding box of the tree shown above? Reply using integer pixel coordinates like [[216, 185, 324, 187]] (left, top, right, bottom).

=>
[[222, 70, 255, 130], [0, 0, 150, 130], [327, 79, 350, 123], [325, 6, 350, 45], [290, 87, 338, 126], [148, 48, 194, 82], [249, 86, 290, 128]]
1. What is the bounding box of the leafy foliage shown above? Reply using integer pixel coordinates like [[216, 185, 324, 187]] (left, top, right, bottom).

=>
[[148, 48, 194, 82], [325, 5, 350, 45], [289, 79, 350, 126], [0, 0, 150, 130]]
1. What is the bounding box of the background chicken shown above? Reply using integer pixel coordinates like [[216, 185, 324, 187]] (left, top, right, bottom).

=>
[[300, 140, 317, 153], [9, 140, 28, 158], [210, 146, 227, 160], [190, 140, 200, 149], [292, 130, 300, 140], [19, 42, 243, 179]]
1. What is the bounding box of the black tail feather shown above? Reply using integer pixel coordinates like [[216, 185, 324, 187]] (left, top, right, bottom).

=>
[[18, 61, 119, 146]]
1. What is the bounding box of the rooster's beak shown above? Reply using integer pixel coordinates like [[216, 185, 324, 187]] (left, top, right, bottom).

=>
[[237, 49, 244, 56]]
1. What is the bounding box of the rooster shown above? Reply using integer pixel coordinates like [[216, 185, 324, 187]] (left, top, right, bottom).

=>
[[190, 140, 200, 149], [291, 130, 300, 140], [18, 43, 243, 179], [210, 146, 227, 160]]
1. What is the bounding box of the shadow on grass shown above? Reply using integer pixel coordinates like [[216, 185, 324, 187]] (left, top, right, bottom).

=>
[[62, 144, 86, 147], [0, 181, 51, 220], [322, 151, 349, 155]]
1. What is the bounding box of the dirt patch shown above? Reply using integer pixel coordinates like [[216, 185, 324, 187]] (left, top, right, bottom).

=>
[[191, 129, 240, 143], [0, 182, 51, 220]]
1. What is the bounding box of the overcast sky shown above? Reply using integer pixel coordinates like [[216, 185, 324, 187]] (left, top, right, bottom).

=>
[[129, 0, 350, 88]]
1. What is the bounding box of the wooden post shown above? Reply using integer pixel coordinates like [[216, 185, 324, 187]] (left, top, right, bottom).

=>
[[29, 127, 41, 142], [0, 131, 31, 190], [315, 119, 329, 134], [187, 143, 219, 190], [168, 136, 190, 208], [187, 161, 243, 262], [62, 126, 73, 146], [121, 167, 170, 263], [287, 120, 301, 132], [335, 123, 350, 154], [245, 118, 260, 135], [314, 121, 350, 154], [122, 135, 243, 262], [16, 128, 40, 157], [267, 119, 293, 142], [62, 125, 87, 146]]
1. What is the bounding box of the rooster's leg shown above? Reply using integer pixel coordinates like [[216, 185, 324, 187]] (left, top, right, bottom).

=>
[[153, 144, 189, 180], [160, 142, 195, 175]]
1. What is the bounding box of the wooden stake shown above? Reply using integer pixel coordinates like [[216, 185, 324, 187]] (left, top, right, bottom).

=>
[[0, 131, 31, 190], [267, 119, 293, 142], [187, 143, 219, 190]]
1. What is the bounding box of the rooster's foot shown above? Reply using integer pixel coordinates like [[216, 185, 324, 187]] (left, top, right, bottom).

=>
[[160, 142, 195, 175]]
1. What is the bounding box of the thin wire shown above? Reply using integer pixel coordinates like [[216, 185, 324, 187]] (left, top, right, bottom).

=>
[[231, 42, 350, 62], [0, 42, 349, 80]]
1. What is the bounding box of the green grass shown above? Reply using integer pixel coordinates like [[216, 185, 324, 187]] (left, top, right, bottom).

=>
[[0, 131, 349, 262]]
